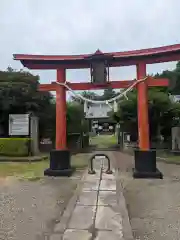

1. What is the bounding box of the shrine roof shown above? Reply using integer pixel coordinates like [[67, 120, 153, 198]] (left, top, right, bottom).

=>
[[13, 44, 180, 69]]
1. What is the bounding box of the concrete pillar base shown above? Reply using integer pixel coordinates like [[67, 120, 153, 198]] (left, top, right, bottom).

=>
[[133, 149, 163, 179], [44, 150, 73, 177]]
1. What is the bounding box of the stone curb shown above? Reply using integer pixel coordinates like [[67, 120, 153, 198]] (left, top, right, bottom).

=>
[[0, 155, 48, 162], [157, 157, 180, 165], [120, 151, 180, 166], [115, 170, 134, 240], [53, 169, 89, 234], [110, 152, 134, 240]]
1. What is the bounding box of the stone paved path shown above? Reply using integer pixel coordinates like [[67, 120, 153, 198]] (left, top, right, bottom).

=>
[[50, 153, 133, 240]]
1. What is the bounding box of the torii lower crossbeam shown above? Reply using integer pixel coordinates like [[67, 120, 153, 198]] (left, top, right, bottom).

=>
[[39, 78, 168, 91]]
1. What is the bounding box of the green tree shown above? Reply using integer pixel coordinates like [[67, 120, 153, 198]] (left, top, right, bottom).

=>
[[113, 87, 180, 142], [110, 62, 180, 142], [71, 91, 98, 104], [155, 61, 180, 94], [99, 87, 117, 100], [0, 68, 54, 137]]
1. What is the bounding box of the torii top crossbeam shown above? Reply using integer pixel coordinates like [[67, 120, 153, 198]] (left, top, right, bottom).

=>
[[14, 43, 180, 69]]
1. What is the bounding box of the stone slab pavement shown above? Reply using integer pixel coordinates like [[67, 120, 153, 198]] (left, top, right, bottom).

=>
[[113, 151, 180, 240], [51, 152, 134, 240]]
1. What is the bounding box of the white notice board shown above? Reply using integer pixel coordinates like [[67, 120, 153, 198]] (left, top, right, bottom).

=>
[[85, 104, 111, 119], [9, 114, 30, 136]]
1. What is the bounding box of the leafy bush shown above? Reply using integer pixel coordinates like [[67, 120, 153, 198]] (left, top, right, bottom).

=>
[[67, 103, 89, 134], [0, 138, 31, 156]]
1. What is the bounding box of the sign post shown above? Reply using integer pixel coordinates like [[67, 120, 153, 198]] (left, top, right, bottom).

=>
[[9, 114, 30, 136]]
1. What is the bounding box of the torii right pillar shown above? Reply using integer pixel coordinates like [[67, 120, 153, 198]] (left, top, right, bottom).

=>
[[133, 62, 163, 179]]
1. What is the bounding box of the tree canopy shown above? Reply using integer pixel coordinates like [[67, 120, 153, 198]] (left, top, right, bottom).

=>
[[0, 68, 54, 137], [71, 87, 119, 103]]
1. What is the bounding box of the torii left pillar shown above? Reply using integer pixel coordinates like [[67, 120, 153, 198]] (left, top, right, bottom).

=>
[[44, 68, 73, 176]]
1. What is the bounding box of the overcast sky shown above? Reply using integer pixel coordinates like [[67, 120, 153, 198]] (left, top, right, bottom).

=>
[[0, 0, 180, 89]]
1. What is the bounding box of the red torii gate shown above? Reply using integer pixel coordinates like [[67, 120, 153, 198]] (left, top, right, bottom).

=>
[[14, 44, 180, 178]]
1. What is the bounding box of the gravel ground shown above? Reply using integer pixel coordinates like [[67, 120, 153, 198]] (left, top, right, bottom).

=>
[[0, 171, 83, 240], [113, 152, 180, 240]]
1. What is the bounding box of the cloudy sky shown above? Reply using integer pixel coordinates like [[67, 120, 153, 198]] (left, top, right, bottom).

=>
[[0, 0, 180, 89]]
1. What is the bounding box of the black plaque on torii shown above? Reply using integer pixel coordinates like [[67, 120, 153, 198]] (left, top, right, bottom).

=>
[[85, 49, 113, 84]]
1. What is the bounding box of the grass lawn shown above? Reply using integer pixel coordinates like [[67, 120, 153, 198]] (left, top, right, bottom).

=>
[[0, 153, 88, 180], [90, 134, 117, 148], [167, 156, 180, 162], [157, 154, 180, 163], [155, 149, 180, 163]]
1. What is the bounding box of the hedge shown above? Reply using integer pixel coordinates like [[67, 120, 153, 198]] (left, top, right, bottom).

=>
[[0, 138, 31, 157]]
